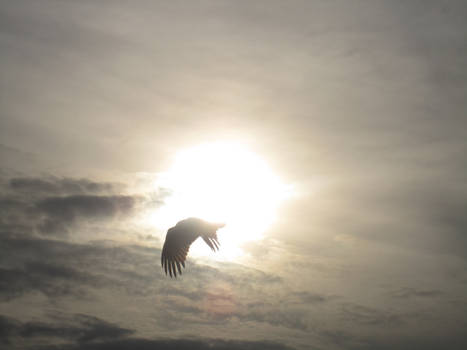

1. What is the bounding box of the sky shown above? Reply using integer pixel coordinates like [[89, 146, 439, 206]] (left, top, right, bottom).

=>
[[1, 0, 467, 349]]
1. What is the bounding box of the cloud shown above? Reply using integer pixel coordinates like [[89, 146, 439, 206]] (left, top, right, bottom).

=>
[[35, 194, 141, 234], [0, 143, 37, 174], [0, 262, 110, 301], [0, 231, 320, 336], [0, 314, 133, 345], [36, 195, 137, 219], [1, 171, 466, 350], [0, 315, 18, 345], [56, 338, 295, 350], [340, 303, 403, 327], [9, 177, 120, 195], [0, 175, 147, 236], [0, 234, 147, 301], [290, 291, 332, 304], [390, 287, 443, 299], [0, 314, 294, 350], [0, 175, 165, 303], [221, 290, 333, 332], [234, 308, 309, 332]]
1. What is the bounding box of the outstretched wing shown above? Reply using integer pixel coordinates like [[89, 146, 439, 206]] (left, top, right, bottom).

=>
[[161, 219, 225, 278], [161, 227, 198, 278]]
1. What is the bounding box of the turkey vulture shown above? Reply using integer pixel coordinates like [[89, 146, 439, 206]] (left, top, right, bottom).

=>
[[161, 217, 225, 277]]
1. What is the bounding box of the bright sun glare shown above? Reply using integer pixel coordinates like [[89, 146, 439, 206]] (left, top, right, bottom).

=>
[[148, 142, 290, 261]]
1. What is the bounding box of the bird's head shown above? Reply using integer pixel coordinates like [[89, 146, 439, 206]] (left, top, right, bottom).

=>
[[214, 222, 225, 229], [204, 220, 225, 233]]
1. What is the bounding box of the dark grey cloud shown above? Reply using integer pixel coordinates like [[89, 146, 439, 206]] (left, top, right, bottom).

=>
[[0, 314, 133, 346], [390, 287, 443, 299], [290, 291, 332, 304], [0, 262, 109, 301], [340, 303, 403, 327], [220, 291, 333, 331], [359, 334, 467, 350], [0, 310, 294, 350], [9, 177, 120, 195], [0, 234, 148, 301], [35, 194, 140, 235], [0, 231, 321, 338], [0, 315, 17, 345], [36, 195, 137, 220], [51, 338, 295, 350], [0, 175, 164, 304], [319, 328, 467, 350], [235, 307, 309, 332], [0, 232, 302, 347], [0, 232, 272, 302], [0, 175, 145, 236]]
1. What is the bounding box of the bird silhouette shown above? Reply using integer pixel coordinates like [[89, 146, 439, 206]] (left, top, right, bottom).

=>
[[161, 217, 225, 277]]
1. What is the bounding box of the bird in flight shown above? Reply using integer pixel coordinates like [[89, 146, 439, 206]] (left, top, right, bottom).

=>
[[161, 217, 225, 277]]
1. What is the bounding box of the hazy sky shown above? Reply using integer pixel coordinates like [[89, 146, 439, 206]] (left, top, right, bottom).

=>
[[1, 1, 467, 349]]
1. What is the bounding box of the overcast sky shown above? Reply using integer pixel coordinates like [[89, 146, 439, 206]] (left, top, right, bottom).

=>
[[1, 1, 467, 349]]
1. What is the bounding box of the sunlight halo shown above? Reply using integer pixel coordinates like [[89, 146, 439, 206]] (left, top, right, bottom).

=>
[[148, 142, 291, 261]]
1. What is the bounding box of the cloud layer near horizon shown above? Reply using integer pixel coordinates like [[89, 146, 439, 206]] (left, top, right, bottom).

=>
[[1, 174, 466, 349]]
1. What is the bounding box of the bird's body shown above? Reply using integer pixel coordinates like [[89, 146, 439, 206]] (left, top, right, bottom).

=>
[[161, 217, 225, 277]]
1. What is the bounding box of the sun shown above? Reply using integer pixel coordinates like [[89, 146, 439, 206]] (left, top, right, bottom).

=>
[[149, 142, 290, 261]]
